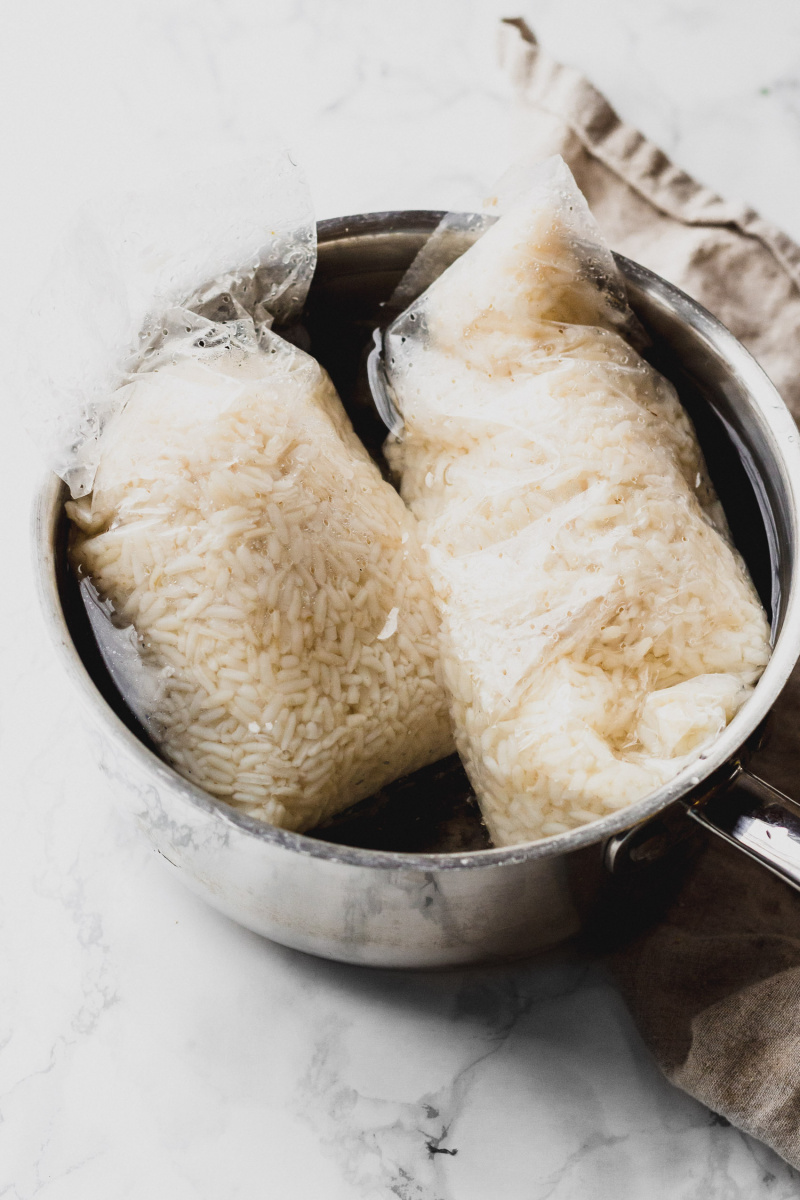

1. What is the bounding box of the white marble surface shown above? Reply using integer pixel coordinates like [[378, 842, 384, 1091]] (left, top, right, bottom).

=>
[[3, 1, 800, 1195]]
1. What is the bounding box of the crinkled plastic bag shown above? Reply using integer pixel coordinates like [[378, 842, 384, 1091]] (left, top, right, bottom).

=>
[[51, 152, 454, 832], [27, 148, 316, 498], [383, 157, 771, 847]]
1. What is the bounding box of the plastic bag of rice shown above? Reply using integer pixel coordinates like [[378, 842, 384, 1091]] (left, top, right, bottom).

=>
[[67, 312, 454, 831], [383, 156, 771, 847], [45, 152, 453, 832]]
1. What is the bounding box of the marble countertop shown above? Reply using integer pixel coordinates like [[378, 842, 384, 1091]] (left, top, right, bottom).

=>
[[3, 1, 800, 1195]]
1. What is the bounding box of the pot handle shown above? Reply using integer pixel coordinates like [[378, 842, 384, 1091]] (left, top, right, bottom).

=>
[[688, 769, 800, 891]]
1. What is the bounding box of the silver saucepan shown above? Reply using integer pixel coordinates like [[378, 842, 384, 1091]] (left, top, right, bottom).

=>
[[33, 211, 800, 968]]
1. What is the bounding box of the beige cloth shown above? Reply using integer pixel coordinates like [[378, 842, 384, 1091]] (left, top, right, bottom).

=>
[[499, 18, 800, 414], [500, 17, 800, 1169]]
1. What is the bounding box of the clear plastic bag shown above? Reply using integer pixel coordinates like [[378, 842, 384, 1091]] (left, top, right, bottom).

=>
[[27, 148, 316, 498], [383, 156, 771, 847], [52, 153, 453, 832]]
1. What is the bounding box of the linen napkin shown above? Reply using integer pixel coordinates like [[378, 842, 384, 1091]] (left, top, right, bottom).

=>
[[500, 17, 800, 1169]]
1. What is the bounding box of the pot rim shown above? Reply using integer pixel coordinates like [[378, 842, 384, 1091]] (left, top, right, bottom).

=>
[[33, 210, 800, 871]]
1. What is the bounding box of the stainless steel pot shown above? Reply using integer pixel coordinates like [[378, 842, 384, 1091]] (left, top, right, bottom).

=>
[[33, 211, 800, 967]]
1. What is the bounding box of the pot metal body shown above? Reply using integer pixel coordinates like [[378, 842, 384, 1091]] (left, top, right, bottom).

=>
[[33, 213, 800, 967]]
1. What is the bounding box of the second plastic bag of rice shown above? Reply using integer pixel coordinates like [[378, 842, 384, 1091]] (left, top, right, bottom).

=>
[[383, 156, 771, 847]]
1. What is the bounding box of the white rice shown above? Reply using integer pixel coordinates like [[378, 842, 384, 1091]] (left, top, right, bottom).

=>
[[385, 161, 771, 847], [67, 330, 454, 832]]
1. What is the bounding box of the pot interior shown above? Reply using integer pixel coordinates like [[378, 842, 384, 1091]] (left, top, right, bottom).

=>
[[54, 212, 783, 855]]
